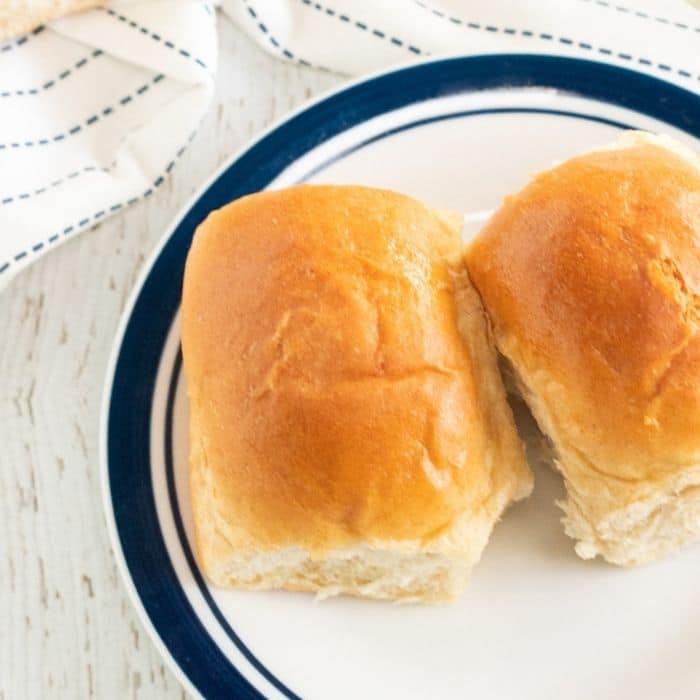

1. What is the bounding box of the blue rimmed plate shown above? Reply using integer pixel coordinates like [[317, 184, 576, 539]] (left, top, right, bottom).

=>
[[101, 55, 700, 700]]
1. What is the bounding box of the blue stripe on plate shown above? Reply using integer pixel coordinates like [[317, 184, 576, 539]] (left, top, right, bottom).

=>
[[296, 106, 635, 183], [106, 54, 700, 699]]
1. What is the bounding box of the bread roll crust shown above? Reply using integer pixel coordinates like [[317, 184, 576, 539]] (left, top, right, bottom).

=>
[[183, 185, 531, 596], [0, 0, 105, 40], [467, 132, 700, 564]]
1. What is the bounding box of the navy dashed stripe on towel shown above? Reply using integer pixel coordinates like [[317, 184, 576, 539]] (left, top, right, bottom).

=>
[[0, 50, 103, 98], [100, 7, 213, 75], [299, 0, 424, 55], [242, 0, 333, 71], [0, 131, 198, 276], [0, 25, 44, 53], [412, 0, 698, 83], [1, 165, 101, 206], [0, 73, 165, 149], [578, 0, 700, 33]]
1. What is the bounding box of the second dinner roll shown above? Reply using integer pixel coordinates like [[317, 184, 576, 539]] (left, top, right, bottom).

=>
[[182, 185, 532, 602], [0, 1, 106, 40], [467, 132, 700, 566]]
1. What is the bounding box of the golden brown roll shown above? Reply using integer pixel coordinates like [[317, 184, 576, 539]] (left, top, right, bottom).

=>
[[182, 185, 532, 602], [466, 132, 700, 566], [1, 1, 105, 40]]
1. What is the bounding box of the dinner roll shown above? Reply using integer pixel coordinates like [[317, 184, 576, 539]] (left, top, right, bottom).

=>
[[1, 1, 105, 40], [466, 131, 700, 566], [182, 185, 532, 602]]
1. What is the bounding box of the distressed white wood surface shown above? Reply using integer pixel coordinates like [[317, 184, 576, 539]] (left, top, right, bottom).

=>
[[0, 17, 340, 699]]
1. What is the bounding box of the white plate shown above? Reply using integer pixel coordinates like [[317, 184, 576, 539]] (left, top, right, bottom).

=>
[[101, 55, 700, 700]]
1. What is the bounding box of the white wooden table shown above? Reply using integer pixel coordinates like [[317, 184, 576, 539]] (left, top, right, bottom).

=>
[[0, 18, 340, 699]]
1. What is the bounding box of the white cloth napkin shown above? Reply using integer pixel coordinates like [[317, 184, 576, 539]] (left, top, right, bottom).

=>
[[0, 0, 698, 287]]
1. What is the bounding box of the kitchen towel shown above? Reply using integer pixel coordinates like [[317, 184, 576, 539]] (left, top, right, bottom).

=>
[[0, 0, 698, 286]]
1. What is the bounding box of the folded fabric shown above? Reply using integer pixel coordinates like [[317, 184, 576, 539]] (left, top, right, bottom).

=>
[[0, 0, 697, 287]]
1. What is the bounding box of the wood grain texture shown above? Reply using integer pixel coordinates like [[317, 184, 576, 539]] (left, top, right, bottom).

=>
[[0, 17, 340, 700]]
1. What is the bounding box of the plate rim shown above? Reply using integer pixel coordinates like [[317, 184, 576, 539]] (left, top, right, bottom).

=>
[[99, 52, 700, 700]]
